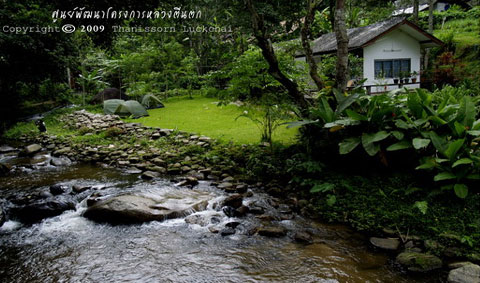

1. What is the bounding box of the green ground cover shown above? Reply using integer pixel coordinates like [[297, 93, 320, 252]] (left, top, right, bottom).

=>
[[127, 96, 299, 144]]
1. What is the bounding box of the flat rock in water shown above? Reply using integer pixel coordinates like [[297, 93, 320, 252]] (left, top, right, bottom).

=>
[[50, 157, 71, 166], [83, 193, 211, 224], [141, 171, 160, 180], [294, 231, 313, 244], [22, 144, 42, 156], [257, 226, 287, 237], [0, 145, 16, 153], [369, 237, 400, 251], [396, 252, 442, 272], [448, 264, 480, 283], [14, 199, 76, 223], [221, 194, 243, 209]]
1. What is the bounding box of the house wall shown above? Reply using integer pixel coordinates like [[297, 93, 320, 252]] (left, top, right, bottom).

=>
[[363, 29, 421, 93]]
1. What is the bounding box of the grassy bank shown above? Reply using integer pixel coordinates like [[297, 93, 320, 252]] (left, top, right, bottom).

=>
[[126, 96, 298, 144]]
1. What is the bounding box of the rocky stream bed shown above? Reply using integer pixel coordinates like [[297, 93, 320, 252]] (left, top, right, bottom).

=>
[[0, 110, 479, 282]]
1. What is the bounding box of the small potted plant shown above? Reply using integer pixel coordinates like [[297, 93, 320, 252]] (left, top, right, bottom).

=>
[[399, 72, 405, 84], [411, 71, 418, 83], [393, 77, 399, 84], [403, 71, 410, 84]]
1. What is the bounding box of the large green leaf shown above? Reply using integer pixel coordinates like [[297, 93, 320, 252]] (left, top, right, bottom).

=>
[[454, 184, 468, 199], [318, 97, 335, 123], [395, 120, 412, 129], [285, 120, 318, 129], [428, 132, 447, 155], [407, 92, 424, 118], [345, 109, 367, 121], [412, 138, 431, 149], [444, 139, 464, 160], [413, 201, 428, 214], [387, 141, 411, 151], [392, 131, 404, 140], [336, 92, 362, 114], [363, 142, 380, 156], [462, 96, 475, 128], [452, 158, 473, 168], [362, 131, 390, 145], [433, 172, 456, 181], [339, 137, 361, 155], [416, 158, 437, 170], [454, 121, 466, 136]]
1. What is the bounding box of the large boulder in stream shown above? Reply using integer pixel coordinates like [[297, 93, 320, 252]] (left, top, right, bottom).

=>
[[20, 144, 42, 156], [83, 193, 210, 224]]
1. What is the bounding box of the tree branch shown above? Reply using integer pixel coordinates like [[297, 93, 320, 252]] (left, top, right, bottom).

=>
[[245, 0, 309, 117], [300, 0, 324, 90]]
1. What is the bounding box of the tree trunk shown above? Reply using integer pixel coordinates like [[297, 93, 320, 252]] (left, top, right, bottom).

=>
[[300, 0, 324, 91], [245, 0, 309, 116], [413, 0, 419, 24], [334, 0, 349, 93], [424, 0, 434, 70]]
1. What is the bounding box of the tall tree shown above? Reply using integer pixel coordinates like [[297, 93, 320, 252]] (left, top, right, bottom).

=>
[[413, 0, 419, 23], [245, 0, 309, 116], [300, 0, 324, 90], [424, 0, 435, 70], [334, 0, 349, 92]]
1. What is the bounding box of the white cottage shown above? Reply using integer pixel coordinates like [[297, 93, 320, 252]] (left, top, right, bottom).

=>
[[295, 17, 443, 93]]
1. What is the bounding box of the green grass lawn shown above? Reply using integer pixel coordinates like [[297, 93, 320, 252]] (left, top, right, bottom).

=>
[[127, 96, 299, 144]]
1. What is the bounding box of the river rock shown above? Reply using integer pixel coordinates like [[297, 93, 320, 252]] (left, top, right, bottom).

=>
[[222, 206, 236, 217], [0, 207, 5, 226], [141, 171, 160, 180], [53, 147, 71, 156], [21, 144, 42, 156], [220, 227, 236, 236], [369, 237, 400, 251], [0, 145, 16, 153], [257, 226, 287, 237], [396, 252, 442, 272], [221, 194, 243, 209], [14, 199, 76, 223], [50, 157, 71, 166], [50, 184, 69, 195], [448, 264, 480, 283], [72, 185, 92, 193], [294, 231, 313, 244], [83, 194, 210, 224], [217, 182, 233, 190], [0, 163, 11, 175]]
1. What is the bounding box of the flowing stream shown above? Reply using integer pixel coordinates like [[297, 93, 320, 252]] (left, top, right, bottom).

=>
[[0, 152, 437, 282]]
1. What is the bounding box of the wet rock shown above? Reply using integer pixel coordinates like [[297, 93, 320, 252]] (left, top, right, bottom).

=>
[[21, 144, 42, 156], [0, 145, 16, 153], [235, 184, 248, 194], [185, 213, 221, 227], [222, 206, 236, 217], [53, 147, 71, 156], [125, 168, 142, 174], [50, 157, 71, 166], [448, 264, 480, 283], [294, 231, 313, 244], [248, 206, 265, 215], [50, 184, 69, 195], [220, 227, 236, 236], [72, 185, 92, 193], [235, 205, 249, 217], [39, 191, 53, 199], [449, 262, 476, 269], [141, 171, 160, 180], [221, 194, 243, 209], [208, 226, 220, 234], [369, 237, 400, 251], [14, 199, 76, 223], [217, 182, 234, 190], [0, 207, 5, 226], [396, 252, 442, 272], [222, 176, 234, 182], [84, 194, 210, 224], [257, 226, 287, 238], [225, 221, 241, 229], [0, 163, 12, 175]]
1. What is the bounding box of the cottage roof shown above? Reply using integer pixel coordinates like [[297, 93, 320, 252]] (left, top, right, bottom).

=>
[[296, 17, 443, 57]]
